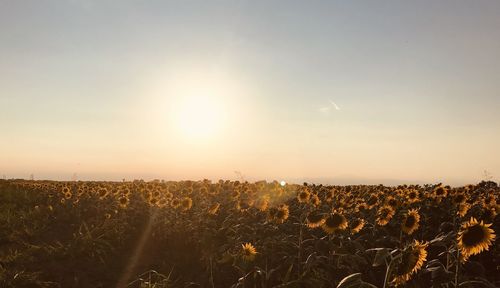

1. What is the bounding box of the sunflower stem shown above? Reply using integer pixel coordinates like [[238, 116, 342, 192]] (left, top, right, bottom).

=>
[[382, 257, 392, 288]]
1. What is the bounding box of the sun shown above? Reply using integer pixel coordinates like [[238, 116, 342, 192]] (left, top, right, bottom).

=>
[[174, 95, 224, 139]]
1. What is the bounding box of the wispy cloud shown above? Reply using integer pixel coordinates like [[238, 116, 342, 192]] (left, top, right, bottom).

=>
[[319, 100, 341, 113]]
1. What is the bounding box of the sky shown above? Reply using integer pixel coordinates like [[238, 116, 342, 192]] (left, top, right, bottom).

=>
[[1, 1, 499, 185]]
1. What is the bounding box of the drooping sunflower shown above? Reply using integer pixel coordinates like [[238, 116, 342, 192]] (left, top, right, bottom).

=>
[[457, 217, 496, 260], [241, 243, 257, 262], [350, 218, 365, 234], [306, 211, 325, 229], [401, 209, 420, 235], [322, 212, 348, 234], [391, 240, 428, 285], [376, 205, 395, 226]]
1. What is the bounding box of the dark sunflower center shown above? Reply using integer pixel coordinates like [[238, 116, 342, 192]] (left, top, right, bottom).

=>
[[409, 192, 417, 199], [276, 210, 286, 218], [368, 196, 378, 205], [326, 214, 344, 227], [436, 188, 445, 195], [395, 249, 419, 275], [405, 215, 416, 227], [307, 213, 324, 224], [462, 225, 486, 247]]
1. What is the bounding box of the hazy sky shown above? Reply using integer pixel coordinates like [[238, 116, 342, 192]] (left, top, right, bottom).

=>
[[1, 1, 499, 185]]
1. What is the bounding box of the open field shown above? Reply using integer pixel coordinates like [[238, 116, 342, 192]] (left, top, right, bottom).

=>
[[0, 179, 498, 287]]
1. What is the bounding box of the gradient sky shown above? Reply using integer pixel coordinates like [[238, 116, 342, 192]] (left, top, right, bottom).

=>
[[1, 1, 499, 185]]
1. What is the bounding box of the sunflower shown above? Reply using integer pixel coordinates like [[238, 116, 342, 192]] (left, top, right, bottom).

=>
[[236, 198, 254, 212], [171, 198, 181, 209], [376, 205, 395, 226], [322, 212, 348, 234], [61, 186, 71, 195], [385, 196, 399, 209], [401, 209, 420, 235], [367, 194, 379, 208], [310, 194, 321, 207], [97, 187, 109, 200], [208, 203, 220, 215], [481, 207, 497, 223], [391, 240, 428, 285], [433, 186, 447, 198], [181, 197, 193, 211], [457, 203, 471, 217], [231, 189, 240, 200], [118, 195, 130, 209], [157, 197, 168, 208], [457, 217, 496, 260], [297, 189, 311, 203], [148, 197, 158, 206], [306, 211, 325, 229], [453, 193, 467, 205], [64, 191, 72, 200], [355, 203, 369, 213], [325, 189, 334, 202], [406, 189, 420, 204], [274, 204, 290, 224], [254, 196, 269, 212], [350, 218, 365, 234], [241, 243, 257, 262]]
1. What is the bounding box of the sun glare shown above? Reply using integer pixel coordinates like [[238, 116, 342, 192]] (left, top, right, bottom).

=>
[[175, 95, 223, 139]]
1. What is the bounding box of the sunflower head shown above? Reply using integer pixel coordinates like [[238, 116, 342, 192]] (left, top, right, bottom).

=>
[[453, 193, 467, 205], [392, 240, 428, 285], [255, 196, 269, 212], [118, 195, 130, 209], [181, 197, 193, 211], [433, 186, 448, 198], [376, 205, 395, 226], [171, 198, 181, 208], [306, 211, 325, 229], [241, 243, 257, 262], [310, 194, 321, 207], [297, 189, 311, 203], [274, 204, 290, 224], [402, 209, 420, 235], [322, 212, 348, 234], [350, 218, 365, 234], [457, 217, 496, 260], [457, 203, 471, 217]]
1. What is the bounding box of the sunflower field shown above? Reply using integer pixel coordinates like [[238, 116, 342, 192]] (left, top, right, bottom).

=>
[[0, 179, 498, 288]]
